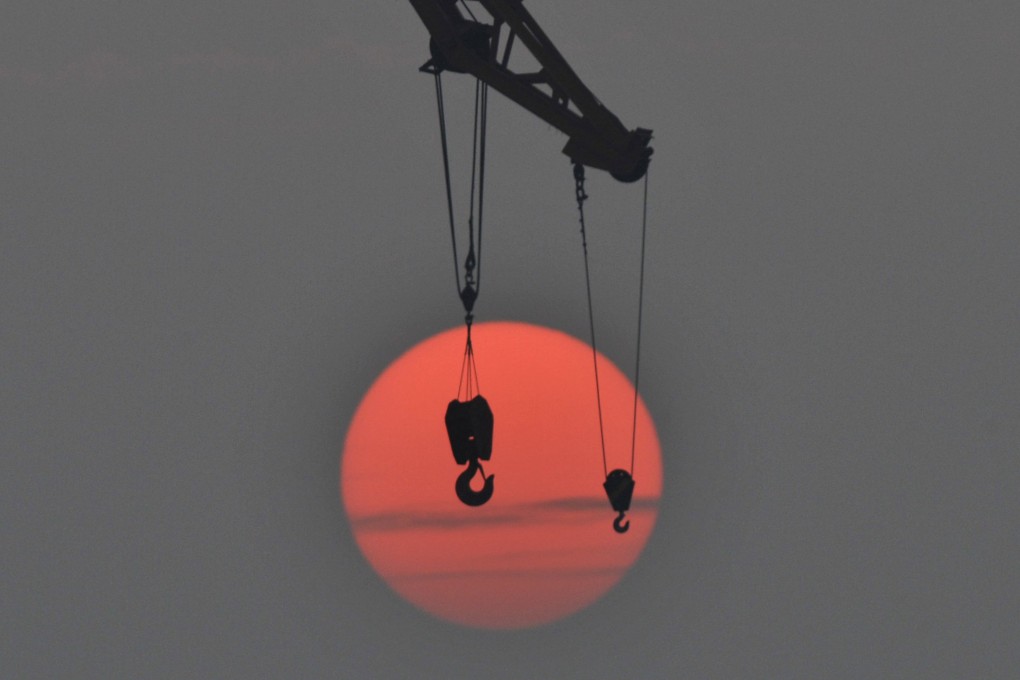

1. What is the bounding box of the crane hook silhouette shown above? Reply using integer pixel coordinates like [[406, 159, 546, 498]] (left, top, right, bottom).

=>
[[455, 457, 494, 506], [604, 469, 635, 534]]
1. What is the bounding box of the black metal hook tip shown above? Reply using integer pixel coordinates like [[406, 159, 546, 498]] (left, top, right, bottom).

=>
[[455, 459, 494, 507], [613, 511, 630, 534]]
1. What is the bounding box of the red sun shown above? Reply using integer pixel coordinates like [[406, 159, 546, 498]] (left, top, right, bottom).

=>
[[341, 321, 662, 629]]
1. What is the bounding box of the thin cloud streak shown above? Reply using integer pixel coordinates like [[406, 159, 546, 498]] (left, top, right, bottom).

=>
[[528, 495, 660, 512], [352, 508, 529, 533], [391, 565, 628, 582], [350, 494, 660, 533]]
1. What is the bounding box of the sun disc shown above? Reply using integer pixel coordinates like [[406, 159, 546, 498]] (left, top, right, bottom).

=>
[[341, 321, 662, 629]]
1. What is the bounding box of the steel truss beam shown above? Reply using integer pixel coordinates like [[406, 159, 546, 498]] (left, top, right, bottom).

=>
[[407, 0, 652, 182]]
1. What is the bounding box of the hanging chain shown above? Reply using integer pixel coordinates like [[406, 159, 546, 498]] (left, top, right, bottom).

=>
[[574, 162, 609, 478], [574, 162, 651, 478]]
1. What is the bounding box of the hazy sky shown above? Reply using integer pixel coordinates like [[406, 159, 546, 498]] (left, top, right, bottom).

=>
[[3, 2, 1018, 677]]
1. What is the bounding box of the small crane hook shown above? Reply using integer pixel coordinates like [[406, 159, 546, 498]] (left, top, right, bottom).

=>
[[613, 510, 630, 534], [455, 458, 494, 507]]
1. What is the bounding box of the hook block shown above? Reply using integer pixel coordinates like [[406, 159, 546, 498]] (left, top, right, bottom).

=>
[[603, 469, 635, 514], [445, 395, 494, 465]]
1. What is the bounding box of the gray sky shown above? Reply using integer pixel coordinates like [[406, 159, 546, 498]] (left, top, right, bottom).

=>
[[3, 1, 1018, 677]]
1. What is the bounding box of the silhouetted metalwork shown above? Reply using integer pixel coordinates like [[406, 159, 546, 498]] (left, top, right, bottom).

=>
[[575, 161, 647, 534], [573, 162, 609, 480], [445, 394, 493, 464], [603, 469, 635, 534], [455, 457, 494, 506], [445, 394, 495, 506], [432, 43, 494, 507], [434, 69, 488, 311], [412, 1, 655, 521], [408, 0, 652, 181]]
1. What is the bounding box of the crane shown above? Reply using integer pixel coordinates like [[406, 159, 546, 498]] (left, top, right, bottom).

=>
[[407, 0, 652, 182], [409, 1, 651, 532]]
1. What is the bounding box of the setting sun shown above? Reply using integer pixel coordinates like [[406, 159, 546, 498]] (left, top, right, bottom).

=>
[[341, 321, 662, 629]]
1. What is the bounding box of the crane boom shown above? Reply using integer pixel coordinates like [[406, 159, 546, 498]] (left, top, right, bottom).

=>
[[407, 0, 652, 182]]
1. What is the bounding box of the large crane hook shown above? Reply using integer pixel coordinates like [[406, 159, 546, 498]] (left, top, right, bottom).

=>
[[445, 394, 495, 507], [455, 458, 494, 506], [604, 469, 635, 534]]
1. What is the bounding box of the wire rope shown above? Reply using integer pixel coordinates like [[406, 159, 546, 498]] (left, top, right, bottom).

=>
[[433, 74, 488, 306], [477, 82, 487, 293], [458, 0, 478, 22], [433, 73, 461, 297], [574, 163, 609, 478], [574, 162, 651, 478], [629, 168, 650, 475]]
